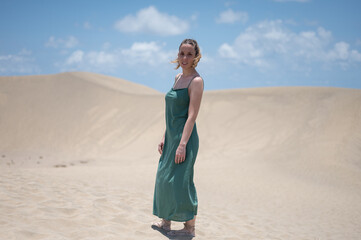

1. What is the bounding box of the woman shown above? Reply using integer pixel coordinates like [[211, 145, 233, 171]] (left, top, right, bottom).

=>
[[152, 39, 204, 237]]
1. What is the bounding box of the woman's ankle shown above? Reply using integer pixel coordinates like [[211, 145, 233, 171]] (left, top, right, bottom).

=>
[[184, 222, 195, 230], [163, 219, 171, 225], [185, 218, 195, 228]]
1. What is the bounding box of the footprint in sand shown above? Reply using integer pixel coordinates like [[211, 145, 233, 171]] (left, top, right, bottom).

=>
[[54, 164, 67, 168]]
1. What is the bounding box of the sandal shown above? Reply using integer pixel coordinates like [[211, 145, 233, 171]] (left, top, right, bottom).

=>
[[151, 219, 171, 231], [167, 223, 195, 237]]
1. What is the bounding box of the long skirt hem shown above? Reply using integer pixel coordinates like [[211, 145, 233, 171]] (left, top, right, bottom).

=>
[[153, 212, 197, 222]]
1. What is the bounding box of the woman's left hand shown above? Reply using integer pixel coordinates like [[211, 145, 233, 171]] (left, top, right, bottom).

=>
[[175, 144, 186, 164]]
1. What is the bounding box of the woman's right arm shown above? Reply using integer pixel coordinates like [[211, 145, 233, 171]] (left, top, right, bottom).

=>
[[158, 131, 165, 154]]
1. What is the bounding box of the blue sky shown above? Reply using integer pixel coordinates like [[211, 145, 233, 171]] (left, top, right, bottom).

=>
[[1, 0, 361, 92]]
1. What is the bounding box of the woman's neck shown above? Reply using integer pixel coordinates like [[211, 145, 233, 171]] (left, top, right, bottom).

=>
[[182, 68, 197, 78]]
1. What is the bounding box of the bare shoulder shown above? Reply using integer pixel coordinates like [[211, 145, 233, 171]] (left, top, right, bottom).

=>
[[190, 76, 204, 90], [193, 76, 203, 84], [174, 73, 182, 83], [189, 76, 204, 99]]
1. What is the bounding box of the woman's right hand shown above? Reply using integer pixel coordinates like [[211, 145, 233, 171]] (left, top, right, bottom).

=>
[[158, 141, 164, 155]]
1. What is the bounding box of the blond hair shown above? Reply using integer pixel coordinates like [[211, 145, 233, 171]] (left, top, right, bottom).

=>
[[172, 39, 202, 69]]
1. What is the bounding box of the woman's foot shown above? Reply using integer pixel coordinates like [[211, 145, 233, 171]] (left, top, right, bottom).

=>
[[151, 219, 171, 231], [167, 223, 195, 237]]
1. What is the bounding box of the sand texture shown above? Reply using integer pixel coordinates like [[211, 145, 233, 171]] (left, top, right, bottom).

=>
[[1, 72, 361, 239]]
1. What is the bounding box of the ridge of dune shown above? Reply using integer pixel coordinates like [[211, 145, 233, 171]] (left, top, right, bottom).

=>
[[0, 72, 161, 96], [64, 72, 162, 95]]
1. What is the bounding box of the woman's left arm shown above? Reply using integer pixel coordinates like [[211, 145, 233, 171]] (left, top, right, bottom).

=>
[[175, 77, 204, 164]]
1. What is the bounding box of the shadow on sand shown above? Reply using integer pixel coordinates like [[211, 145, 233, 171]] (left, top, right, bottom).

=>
[[151, 225, 194, 240]]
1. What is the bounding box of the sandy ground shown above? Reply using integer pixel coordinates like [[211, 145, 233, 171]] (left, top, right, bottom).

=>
[[1, 72, 361, 240]]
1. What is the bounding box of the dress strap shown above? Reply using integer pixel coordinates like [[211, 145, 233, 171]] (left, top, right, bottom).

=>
[[187, 75, 200, 88], [173, 74, 202, 89], [172, 73, 182, 89]]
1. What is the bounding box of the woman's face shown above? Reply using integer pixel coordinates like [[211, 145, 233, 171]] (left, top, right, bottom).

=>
[[178, 44, 196, 70]]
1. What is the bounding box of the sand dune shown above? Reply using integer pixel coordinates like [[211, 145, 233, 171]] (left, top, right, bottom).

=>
[[1, 72, 361, 239], [0, 72, 164, 166]]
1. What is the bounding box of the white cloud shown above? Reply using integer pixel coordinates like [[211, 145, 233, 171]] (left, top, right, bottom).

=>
[[0, 49, 39, 73], [62, 41, 176, 72], [83, 21, 91, 29], [218, 20, 361, 70], [45, 36, 79, 48], [121, 42, 175, 66], [114, 6, 189, 36], [66, 50, 84, 65], [216, 9, 248, 24], [87, 51, 116, 65], [64, 50, 117, 71], [102, 42, 111, 50], [190, 13, 198, 21], [18, 49, 32, 56], [219, 44, 238, 59], [327, 42, 361, 62]]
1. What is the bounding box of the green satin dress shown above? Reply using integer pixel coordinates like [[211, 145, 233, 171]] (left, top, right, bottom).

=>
[[153, 76, 199, 222]]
